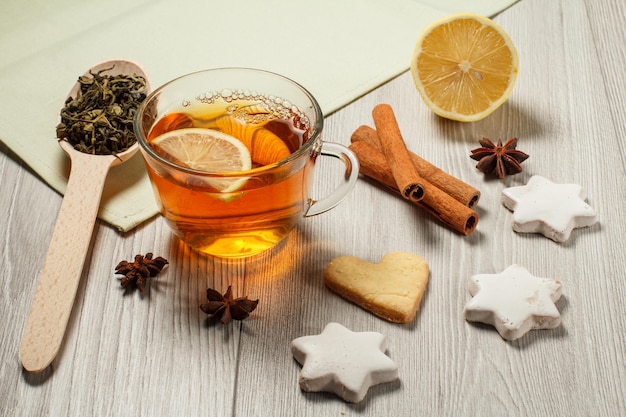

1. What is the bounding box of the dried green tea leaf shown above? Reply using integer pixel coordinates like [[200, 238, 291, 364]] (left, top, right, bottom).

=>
[[56, 66, 147, 155]]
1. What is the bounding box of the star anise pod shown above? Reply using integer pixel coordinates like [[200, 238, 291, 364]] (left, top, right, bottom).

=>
[[115, 253, 169, 292], [470, 137, 529, 179], [200, 286, 259, 325]]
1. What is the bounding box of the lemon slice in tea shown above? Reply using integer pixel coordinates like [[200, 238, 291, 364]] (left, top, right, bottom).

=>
[[151, 128, 252, 192], [410, 13, 519, 122]]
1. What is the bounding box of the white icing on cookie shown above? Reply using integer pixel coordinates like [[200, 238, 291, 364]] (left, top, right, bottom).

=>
[[501, 175, 598, 242], [291, 322, 398, 403], [464, 264, 562, 341]]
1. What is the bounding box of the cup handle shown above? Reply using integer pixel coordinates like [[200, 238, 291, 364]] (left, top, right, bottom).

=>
[[304, 141, 360, 217]]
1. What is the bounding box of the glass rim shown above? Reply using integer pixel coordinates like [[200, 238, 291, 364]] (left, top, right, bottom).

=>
[[134, 67, 324, 177]]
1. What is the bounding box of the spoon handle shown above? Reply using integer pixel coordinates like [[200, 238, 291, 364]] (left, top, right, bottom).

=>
[[20, 154, 116, 372]]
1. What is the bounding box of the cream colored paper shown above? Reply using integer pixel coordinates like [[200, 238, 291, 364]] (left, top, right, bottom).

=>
[[0, 0, 517, 231]]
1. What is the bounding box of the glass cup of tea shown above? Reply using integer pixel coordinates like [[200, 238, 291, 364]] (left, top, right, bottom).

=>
[[134, 68, 359, 258]]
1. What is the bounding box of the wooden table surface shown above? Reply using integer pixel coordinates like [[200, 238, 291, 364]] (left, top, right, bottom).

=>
[[1, 0, 625, 416]]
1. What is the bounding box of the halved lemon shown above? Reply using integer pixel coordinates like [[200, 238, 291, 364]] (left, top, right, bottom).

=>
[[410, 13, 519, 122], [151, 128, 252, 192]]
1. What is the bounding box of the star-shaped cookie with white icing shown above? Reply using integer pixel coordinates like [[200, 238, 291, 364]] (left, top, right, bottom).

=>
[[291, 322, 398, 403], [464, 264, 562, 341], [501, 175, 598, 242]]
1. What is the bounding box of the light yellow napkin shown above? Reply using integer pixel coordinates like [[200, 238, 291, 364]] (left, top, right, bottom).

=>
[[0, 0, 517, 231]]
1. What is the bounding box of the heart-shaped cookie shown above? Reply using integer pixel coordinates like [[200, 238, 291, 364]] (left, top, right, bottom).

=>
[[324, 252, 429, 323]]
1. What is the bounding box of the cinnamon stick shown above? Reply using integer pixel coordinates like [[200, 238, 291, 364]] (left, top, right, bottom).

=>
[[349, 141, 478, 235], [351, 125, 480, 208], [371, 104, 425, 202]]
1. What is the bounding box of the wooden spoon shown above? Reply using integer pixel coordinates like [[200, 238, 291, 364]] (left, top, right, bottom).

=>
[[19, 60, 150, 373]]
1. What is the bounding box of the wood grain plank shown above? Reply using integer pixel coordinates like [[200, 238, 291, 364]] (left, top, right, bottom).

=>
[[1, 0, 625, 416], [233, 1, 626, 416]]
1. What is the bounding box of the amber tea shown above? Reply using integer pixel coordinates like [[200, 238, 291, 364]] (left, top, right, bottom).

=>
[[135, 68, 359, 259], [145, 94, 315, 257]]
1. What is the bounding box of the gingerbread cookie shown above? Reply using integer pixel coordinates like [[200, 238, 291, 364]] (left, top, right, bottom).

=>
[[291, 322, 398, 403], [501, 175, 598, 242], [464, 264, 562, 341], [324, 252, 429, 323]]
